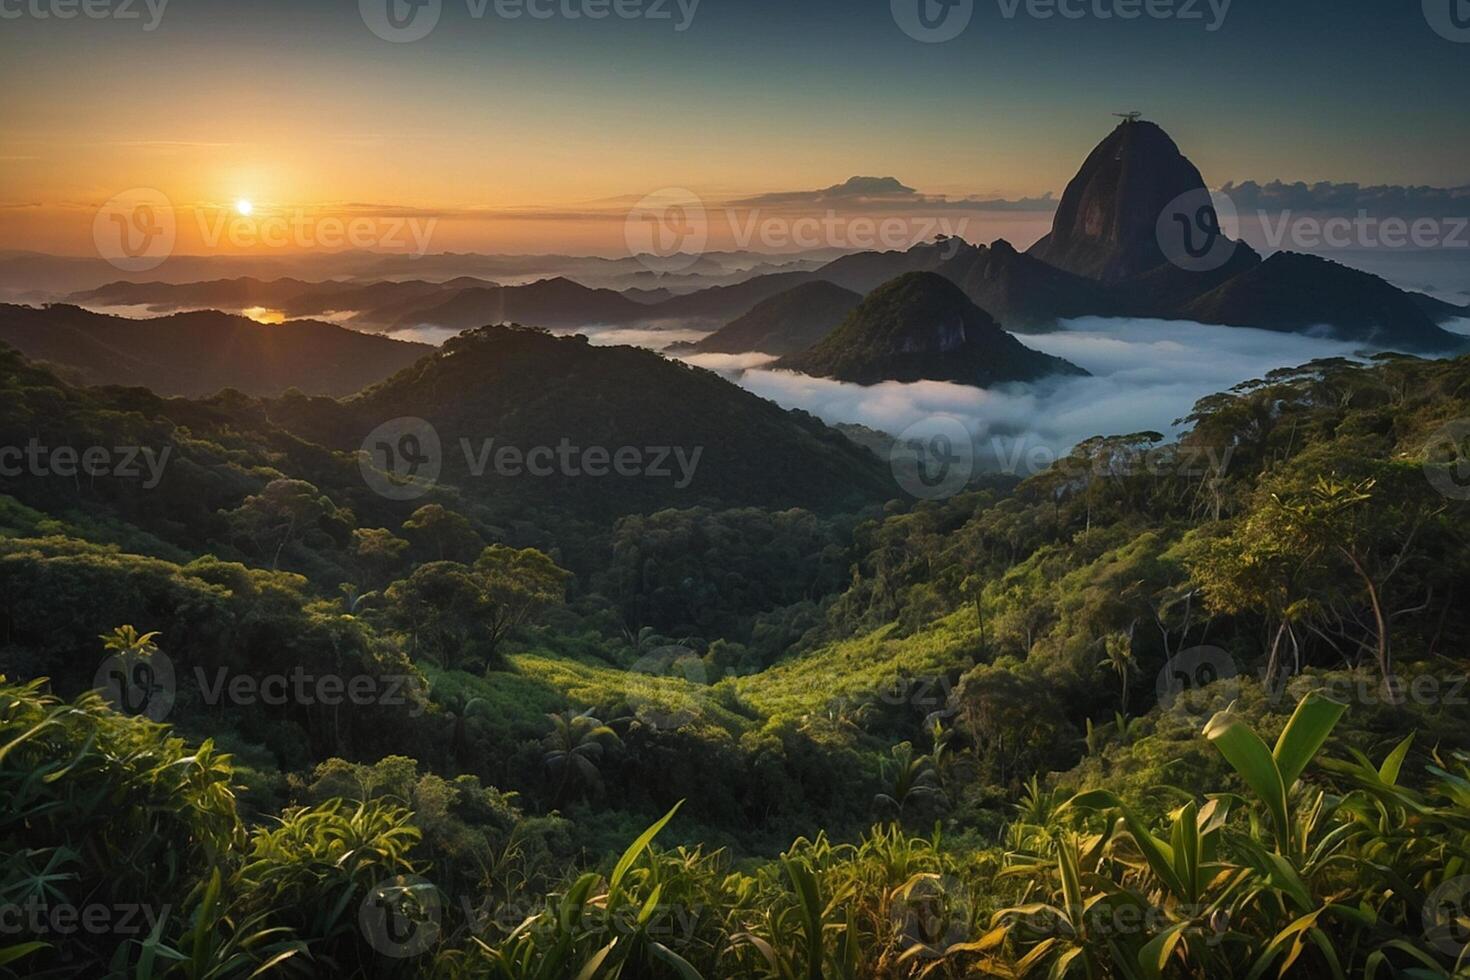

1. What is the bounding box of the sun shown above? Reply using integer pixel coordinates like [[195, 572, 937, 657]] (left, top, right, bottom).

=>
[[234, 198, 253, 216]]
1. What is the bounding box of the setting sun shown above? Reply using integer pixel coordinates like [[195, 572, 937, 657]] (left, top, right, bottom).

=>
[[234, 199, 253, 216]]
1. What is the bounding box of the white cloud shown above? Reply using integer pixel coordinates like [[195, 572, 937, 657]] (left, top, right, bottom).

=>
[[688, 318, 1369, 471]]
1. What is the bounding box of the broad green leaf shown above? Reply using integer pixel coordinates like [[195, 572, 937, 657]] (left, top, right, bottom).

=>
[[1273, 692, 1347, 789], [1204, 708, 1291, 852]]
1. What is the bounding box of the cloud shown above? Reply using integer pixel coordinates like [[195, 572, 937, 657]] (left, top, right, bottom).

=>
[[692, 318, 1369, 474], [1221, 180, 1470, 217], [730, 177, 919, 208], [728, 177, 1058, 213]]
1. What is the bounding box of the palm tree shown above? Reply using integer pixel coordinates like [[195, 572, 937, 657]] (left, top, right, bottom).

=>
[[543, 709, 620, 806], [1096, 627, 1136, 714], [100, 624, 160, 659], [874, 741, 945, 822], [439, 691, 491, 771]]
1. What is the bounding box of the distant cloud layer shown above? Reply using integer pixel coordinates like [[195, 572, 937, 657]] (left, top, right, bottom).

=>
[[685, 318, 1367, 472], [728, 176, 1058, 213], [1222, 180, 1470, 216]]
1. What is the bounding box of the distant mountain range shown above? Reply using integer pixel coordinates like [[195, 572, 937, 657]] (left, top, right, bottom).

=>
[[673, 281, 863, 355], [0, 304, 432, 397], [43, 119, 1470, 373], [774, 272, 1087, 386]]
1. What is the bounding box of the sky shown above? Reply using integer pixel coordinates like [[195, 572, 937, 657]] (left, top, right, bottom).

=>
[[2, 0, 1468, 255]]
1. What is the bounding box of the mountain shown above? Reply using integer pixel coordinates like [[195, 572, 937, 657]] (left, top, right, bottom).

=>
[[1409, 291, 1470, 324], [815, 237, 977, 294], [681, 281, 863, 355], [935, 239, 1121, 330], [1024, 118, 1463, 352], [1028, 118, 1235, 283], [647, 271, 819, 322], [69, 276, 499, 320], [0, 304, 432, 397], [774, 272, 1088, 386], [1177, 252, 1469, 351], [378, 277, 650, 330], [268, 324, 894, 518]]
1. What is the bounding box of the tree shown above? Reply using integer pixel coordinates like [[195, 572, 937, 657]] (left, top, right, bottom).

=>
[[402, 504, 485, 564], [542, 709, 620, 805], [221, 478, 331, 570], [473, 545, 571, 666], [1096, 627, 1136, 715], [873, 741, 945, 822], [351, 527, 409, 589], [383, 561, 483, 670]]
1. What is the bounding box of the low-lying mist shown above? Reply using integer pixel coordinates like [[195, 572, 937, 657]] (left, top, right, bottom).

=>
[[682, 318, 1375, 471]]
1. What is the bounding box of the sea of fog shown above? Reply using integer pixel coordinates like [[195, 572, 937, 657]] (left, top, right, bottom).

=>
[[678, 317, 1470, 469]]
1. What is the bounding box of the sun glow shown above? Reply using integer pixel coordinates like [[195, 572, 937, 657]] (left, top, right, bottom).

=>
[[234, 199, 253, 216]]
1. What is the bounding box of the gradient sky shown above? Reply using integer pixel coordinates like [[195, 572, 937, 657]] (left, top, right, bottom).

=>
[[2, 0, 1467, 254]]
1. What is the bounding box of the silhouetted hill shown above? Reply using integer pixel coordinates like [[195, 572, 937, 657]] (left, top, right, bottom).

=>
[[1177, 253, 1469, 351], [269, 324, 895, 518], [683, 281, 863, 354], [1028, 119, 1233, 283], [936, 239, 1121, 330], [774, 272, 1087, 386], [816, 237, 977, 294], [1410, 291, 1470, 323], [382, 277, 648, 330], [70, 277, 499, 320], [0, 304, 432, 396], [648, 271, 819, 322]]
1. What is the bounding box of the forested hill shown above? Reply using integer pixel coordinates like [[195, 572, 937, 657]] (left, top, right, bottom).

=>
[[4, 342, 1470, 978], [267, 323, 894, 519], [0, 303, 433, 396]]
